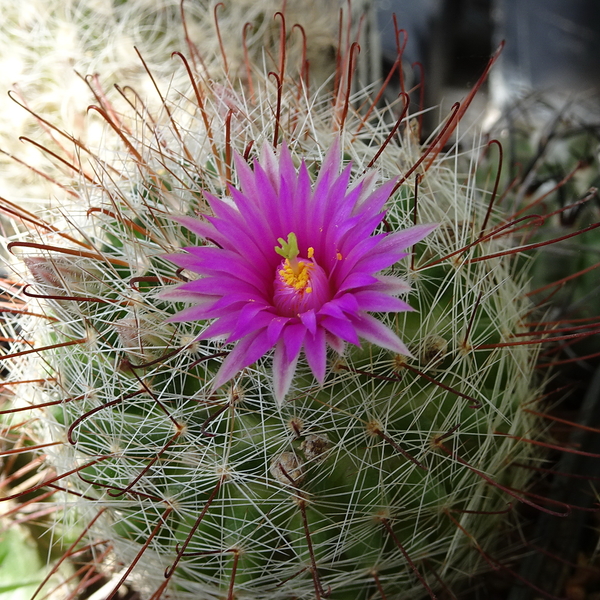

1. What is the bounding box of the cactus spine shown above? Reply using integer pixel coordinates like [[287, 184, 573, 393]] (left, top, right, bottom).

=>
[[2, 2, 587, 599]]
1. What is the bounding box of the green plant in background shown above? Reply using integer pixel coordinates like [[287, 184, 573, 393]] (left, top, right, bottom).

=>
[[1, 2, 599, 599]]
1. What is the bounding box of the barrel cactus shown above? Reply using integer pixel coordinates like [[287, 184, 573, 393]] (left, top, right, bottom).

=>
[[1, 2, 589, 599]]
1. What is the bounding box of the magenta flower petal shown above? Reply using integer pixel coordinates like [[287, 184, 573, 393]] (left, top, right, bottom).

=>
[[364, 275, 412, 295], [376, 222, 439, 253], [163, 141, 436, 403], [326, 333, 346, 354], [321, 315, 361, 346], [299, 310, 317, 336], [282, 322, 307, 362], [304, 328, 327, 383], [273, 339, 300, 403], [267, 316, 291, 345], [352, 290, 414, 313], [350, 313, 413, 357]]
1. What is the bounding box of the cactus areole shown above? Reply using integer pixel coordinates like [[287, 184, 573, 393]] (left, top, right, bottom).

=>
[[160, 140, 436, 404]]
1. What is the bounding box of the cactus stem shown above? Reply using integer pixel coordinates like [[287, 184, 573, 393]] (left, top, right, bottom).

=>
[[527, 260, 600, 297], [226, 548, 240, 600], [1, 457, 49, 492], [537, 348, 600, 368], [199, 403, 230, 438], [414, 214, 538, 272], [108, 433, 181, 498], [370, 570, 388, 599], [275, 11, 287, 91], [380, 517, 437, 600], [18, 136, 97, 184], [435, 441, 569, 517], [30, 508, 108, 600], [512, 461, 600, 483], [87, 207, 151, 238], [476, 327, 600, 349], [67, 391, 143, 445], [509, 486, 597, 514], [478, 139, 503, 237], [0, 148, 80, 199], [421, 559, 456, 600], [496, 431, 600, 459], [365, 93, 410, 171], [105, 506, 175, 600], [0, 337, 87, 362], [76, 469, 163, 502], [461, 290, 483, 353], [468, 218, 600, 264], [0, 440, 62, 457], [242, 23, 256, 102], [443, 512, 564, 600], [129, 276, 173, 291], [7, 88, 98, 179], [401, 364, 482, 409], [1, 454, 114, 503], [297, 496, 330, 600], [129, 367, 183, 428], [337, 363, 399, 383], [369, 424, 427, 470], [22, 283, 108, 304], [514, 321, 600, 337], [335, 41, 360, 133], [449, 503, 514, 515], [166, 476, 225, 578], [268, 72, 284, 148], [512, 161, 585, 219], [8, 241, 131, 268]]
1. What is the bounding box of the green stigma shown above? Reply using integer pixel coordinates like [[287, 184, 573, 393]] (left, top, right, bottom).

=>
[[275, 232, 299, 262]]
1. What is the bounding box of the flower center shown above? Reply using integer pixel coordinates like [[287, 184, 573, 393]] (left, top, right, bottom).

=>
[[273, 233, 331, 316], [279, 258, 314, 293]]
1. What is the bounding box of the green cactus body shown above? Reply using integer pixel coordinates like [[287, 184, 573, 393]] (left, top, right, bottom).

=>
[[0, 4, 554, 600]]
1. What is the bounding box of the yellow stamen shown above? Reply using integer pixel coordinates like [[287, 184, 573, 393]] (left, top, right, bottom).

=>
[[336, 252, 343, 260], [280, 259, 313, 292], [307, 247, 315, 259]]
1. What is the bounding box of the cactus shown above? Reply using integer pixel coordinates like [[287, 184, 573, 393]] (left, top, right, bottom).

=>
[[2, 2, 598, 599]]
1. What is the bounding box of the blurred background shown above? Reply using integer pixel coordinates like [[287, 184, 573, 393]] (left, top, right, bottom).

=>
[[375, 0, 600, 128]]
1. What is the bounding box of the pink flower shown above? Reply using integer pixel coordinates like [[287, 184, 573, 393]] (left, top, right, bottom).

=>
[[161, 140, 436, 404]]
